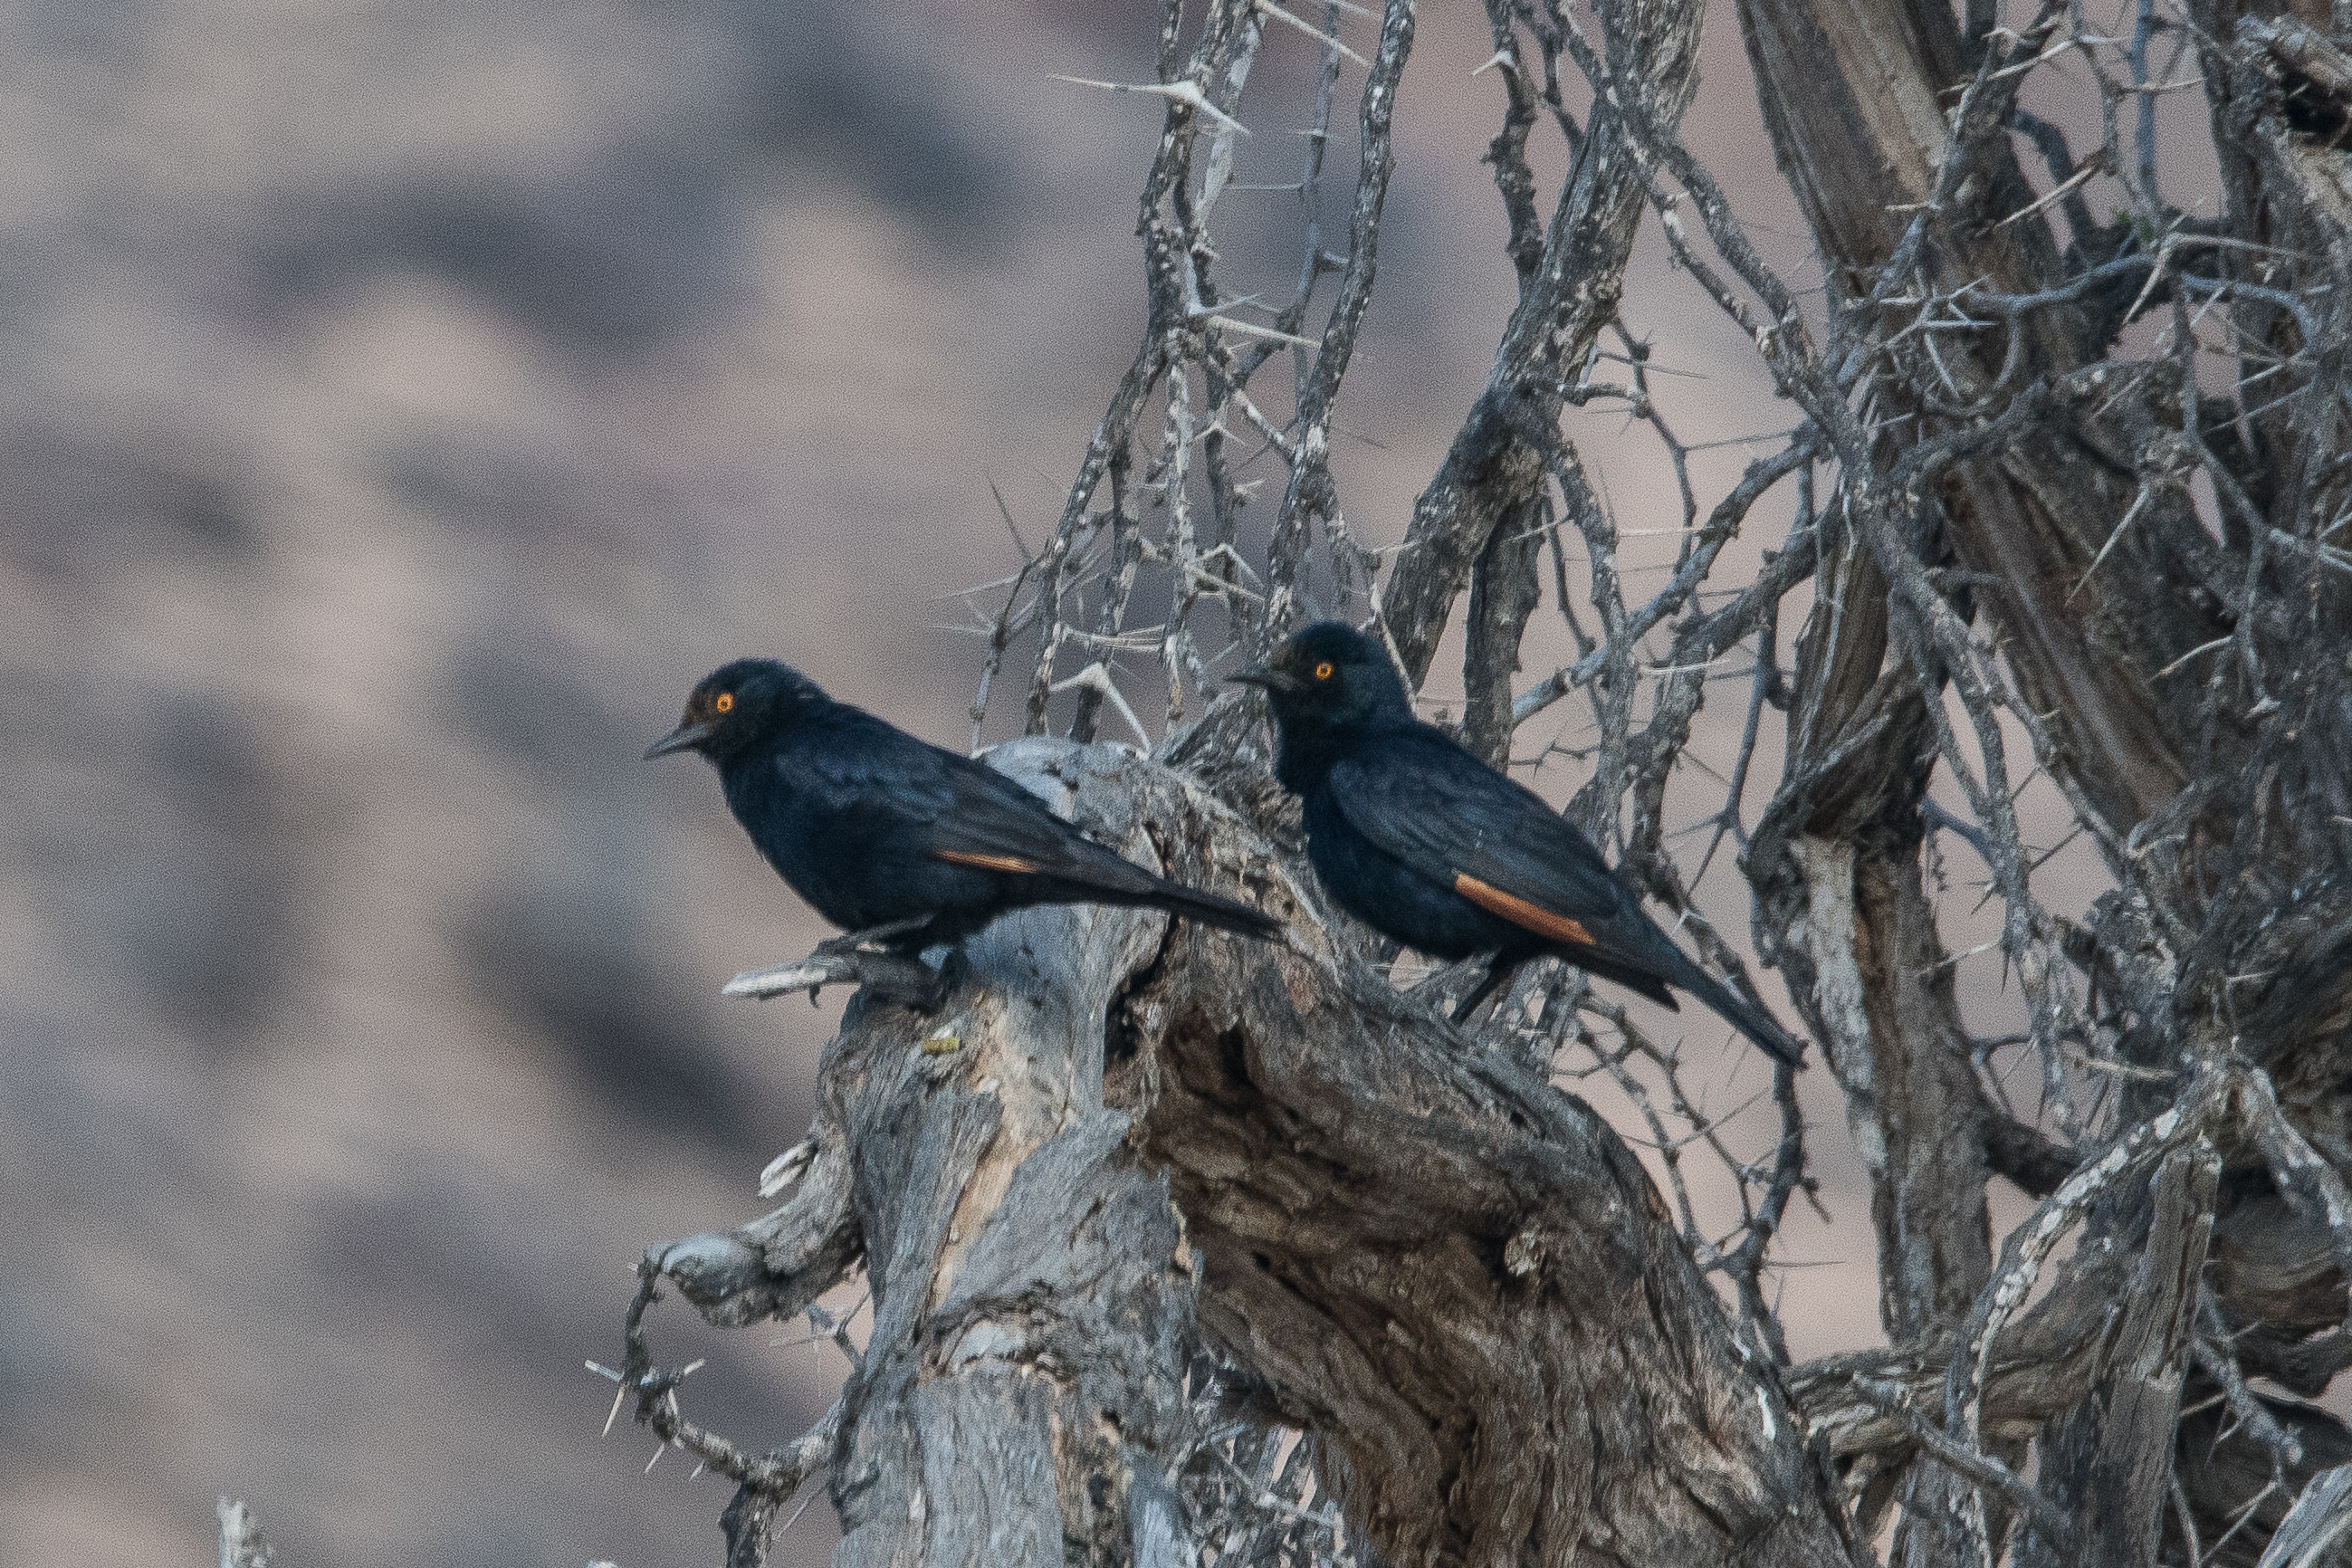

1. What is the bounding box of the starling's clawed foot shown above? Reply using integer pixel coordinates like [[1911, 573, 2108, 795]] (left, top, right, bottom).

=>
[[864, 951, 951, 1011], [723, 936, 950, 1011]]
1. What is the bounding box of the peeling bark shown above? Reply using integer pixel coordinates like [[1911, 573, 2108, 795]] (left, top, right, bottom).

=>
[[2022, 1146, 2220, 1568]]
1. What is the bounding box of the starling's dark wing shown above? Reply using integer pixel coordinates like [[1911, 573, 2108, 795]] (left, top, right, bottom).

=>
[[808, 715, 1276, 938], [1329, 730, 1804, 1063], [926, 755, 1165, 886], [1327, 731, 1643, 951], [792, 716, 1134, 877]]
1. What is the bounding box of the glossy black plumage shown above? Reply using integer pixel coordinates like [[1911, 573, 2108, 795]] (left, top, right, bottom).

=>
[[1234, 623, 1804, 1065], [647, 658, 1280, 955]]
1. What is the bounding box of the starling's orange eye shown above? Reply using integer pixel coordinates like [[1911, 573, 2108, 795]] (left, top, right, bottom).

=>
[[714, 692, 734, 714], [1314, 662, 1334, 680]]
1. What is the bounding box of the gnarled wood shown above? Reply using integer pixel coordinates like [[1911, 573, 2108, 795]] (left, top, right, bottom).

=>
[[655, 742, 1860, 1568], [1380, 0, 1705, 712]]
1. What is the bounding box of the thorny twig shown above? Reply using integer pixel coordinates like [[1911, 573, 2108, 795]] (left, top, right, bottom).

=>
[[644, 0, 2352, 1559], [597, 1261, 841, 1568]]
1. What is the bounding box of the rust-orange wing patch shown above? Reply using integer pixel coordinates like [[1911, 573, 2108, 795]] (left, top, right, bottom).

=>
[[1453, 873, 1593, 948], [937, 848, 1038, 875]]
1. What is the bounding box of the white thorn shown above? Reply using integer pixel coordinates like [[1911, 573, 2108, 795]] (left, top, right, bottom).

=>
[[1254, 0, 1372, 65], [1051, 74, 1250, 136]]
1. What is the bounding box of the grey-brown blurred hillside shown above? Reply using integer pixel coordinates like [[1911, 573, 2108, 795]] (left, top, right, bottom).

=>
[[0, 0, 2188, 1563]]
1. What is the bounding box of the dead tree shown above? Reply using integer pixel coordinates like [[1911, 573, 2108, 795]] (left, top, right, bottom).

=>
[[605, 0, 2352, 1563]]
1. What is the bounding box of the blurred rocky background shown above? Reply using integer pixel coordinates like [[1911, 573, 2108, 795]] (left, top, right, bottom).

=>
[[0, 0, 2225, 1563]]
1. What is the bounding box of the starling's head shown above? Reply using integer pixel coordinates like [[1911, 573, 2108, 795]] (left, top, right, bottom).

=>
[[1229, 621, 1412, 731], [645, 657, 829, 761]]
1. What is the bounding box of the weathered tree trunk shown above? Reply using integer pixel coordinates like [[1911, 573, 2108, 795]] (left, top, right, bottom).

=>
[[1726, 0, 2352, 1551], [652, 741, 1860, 1567]]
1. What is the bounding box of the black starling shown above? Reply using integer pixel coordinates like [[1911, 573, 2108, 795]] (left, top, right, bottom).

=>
[[648, 659, 1279, 979], [1233, 623, 1803, 1063]]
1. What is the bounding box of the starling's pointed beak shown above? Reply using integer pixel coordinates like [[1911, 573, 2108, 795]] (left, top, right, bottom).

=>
[[645, 721, 715, 760], [1229, 663, 1304, 695]]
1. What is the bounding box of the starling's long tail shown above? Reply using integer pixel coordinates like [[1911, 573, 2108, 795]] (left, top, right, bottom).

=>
[[1675, 964, 1806, 1066], [1135, 878, 1283, 942]]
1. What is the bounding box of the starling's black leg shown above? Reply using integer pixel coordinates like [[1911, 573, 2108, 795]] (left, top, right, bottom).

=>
[[921, 945, 970, 1009], [727, 919, 949, 1010], [842, 948, 951, 1011], [1450, 955, 1521, 1025], [831, 919, 958, 1010]]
